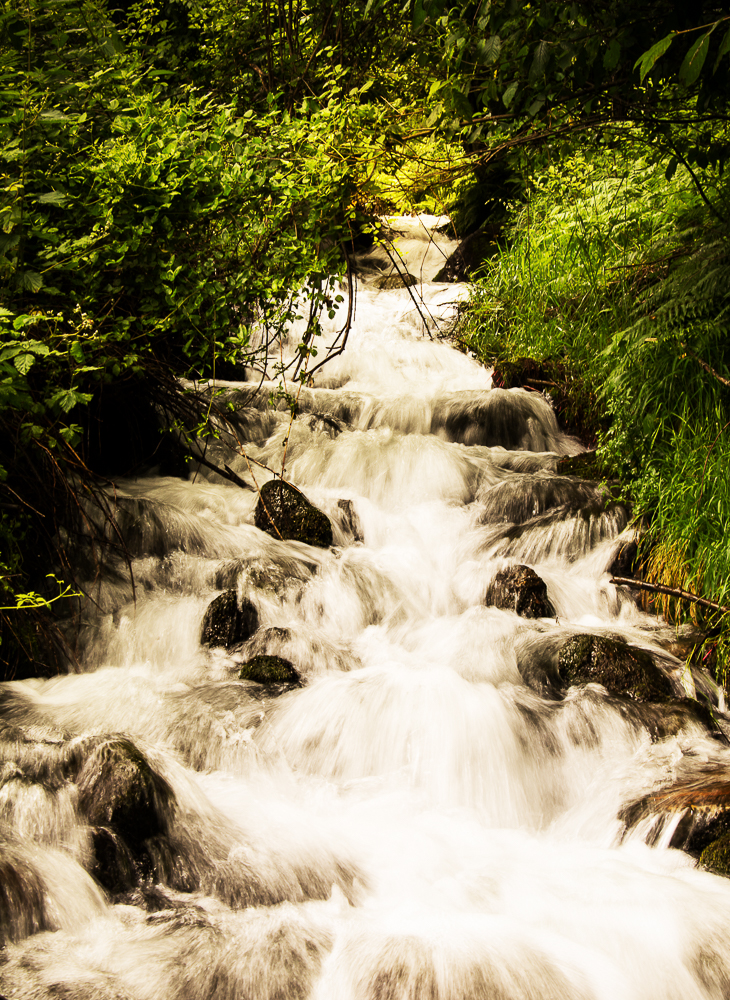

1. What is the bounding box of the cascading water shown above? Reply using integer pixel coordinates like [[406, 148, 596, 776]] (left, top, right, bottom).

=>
[[3, 216, 730, 1000]]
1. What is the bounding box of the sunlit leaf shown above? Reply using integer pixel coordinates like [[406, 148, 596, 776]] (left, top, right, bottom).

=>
[[634, 32, 675, 82]]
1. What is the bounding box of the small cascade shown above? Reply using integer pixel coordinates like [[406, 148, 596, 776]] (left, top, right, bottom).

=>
[[3, 217, 730, 999]]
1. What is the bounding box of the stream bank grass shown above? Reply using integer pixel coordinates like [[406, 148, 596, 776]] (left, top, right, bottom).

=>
[[461, 141, 730, 645]]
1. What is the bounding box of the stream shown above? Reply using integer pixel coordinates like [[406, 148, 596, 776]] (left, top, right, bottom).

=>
[[3, 217, 730, 999]]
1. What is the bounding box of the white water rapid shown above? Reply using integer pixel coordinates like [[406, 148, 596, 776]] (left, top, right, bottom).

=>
[[3, 217, 730, 1000]]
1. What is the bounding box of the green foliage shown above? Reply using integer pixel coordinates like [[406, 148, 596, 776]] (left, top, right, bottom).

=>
[[462, 137, 730, 622]]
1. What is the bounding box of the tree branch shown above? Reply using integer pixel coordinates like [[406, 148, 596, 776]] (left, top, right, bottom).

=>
[[610, 576, 730, 614]]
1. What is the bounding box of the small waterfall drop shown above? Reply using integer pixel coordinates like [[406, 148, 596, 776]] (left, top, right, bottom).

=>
[[2, 217, 730, 1000]]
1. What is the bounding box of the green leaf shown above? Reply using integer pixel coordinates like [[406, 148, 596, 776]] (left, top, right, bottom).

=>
[[603, 39, 621, 72], [529, 40, 550, 83], [13, 353, 34, 375], [634, 32, 675, 82], [714, 26, 730, 73], [679, 30, 712, 86], [19, 271, 43, 293], [479, 35, 502, 66], [665, 155, 679, 181], [502, 81, 518, 109], [38, 191, 67, 205]]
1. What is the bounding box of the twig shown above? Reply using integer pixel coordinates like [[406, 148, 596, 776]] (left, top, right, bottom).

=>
[[611, 576, 730, 614], [683, 345, 730, 389]]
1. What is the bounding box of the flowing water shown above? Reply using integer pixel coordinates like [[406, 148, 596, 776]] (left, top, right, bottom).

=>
[[3, 218, 730, 999]]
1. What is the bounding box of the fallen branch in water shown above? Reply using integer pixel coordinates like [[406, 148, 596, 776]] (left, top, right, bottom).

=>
[[610, 576, 730, 615]]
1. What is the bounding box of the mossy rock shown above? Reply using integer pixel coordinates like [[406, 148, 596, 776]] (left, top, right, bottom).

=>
[[239, 655, 300, 685], [485, 565, 555, 619], [558, 634, 672, 702], [700, 831, 730, 877], [201, 590, 259, 649], [254, 479, 333, 548]]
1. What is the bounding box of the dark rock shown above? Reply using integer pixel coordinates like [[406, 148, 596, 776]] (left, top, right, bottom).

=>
[[477, 474, 607, 525], [608, 539, 640, 578], [254, 480, 333, 548], [0, 841, 52, 946], [239, 655, 300, 685], [373, 271, 418, 289], [485, 565, 555, 618], [558, 634, 672, 702], [433, 227, 499, 281], [201, 590, 259, 649], [643, 697, 722, 740], [699, 832, 730, 876], [620, 764, 730, 870], [76, 738, 174, 848], [336, 498, 364, 543]]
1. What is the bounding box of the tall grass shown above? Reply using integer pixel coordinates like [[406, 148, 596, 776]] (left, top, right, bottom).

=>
[[461, 140, 730, 644]]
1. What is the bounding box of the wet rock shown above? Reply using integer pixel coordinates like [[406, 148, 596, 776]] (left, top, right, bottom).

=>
[[201, 590, 259, 649], [699, 832, 730, 876], [0, 841, 51, 946], [642, 697, 722, 740], [608, 539, 640, 578], [485, 565, 555, 618], [620, 764, 730, 873], [372, 271, 418, 289], [557, 634, 672, 702], [336, 498, 364, 543], [254, 479, 333, 548], [477, 474, 607, 525], [76, 738, 174, 849], [75, 738, 176, 893], [239, 655, 300, 685]]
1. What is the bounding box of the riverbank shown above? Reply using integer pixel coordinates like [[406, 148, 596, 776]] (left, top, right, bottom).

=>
[[457, 142, 730, 683]]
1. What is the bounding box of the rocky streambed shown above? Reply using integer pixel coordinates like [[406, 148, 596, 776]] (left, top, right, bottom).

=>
[[2, 217, 730, 999]]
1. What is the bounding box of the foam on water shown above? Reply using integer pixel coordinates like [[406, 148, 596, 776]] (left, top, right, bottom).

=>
[[3, 218, 730, 999]]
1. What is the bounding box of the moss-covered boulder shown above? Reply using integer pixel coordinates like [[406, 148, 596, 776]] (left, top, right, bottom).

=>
[[485, 565, 555, 618], [700, 832, 730, 876], [201, 590, 259, 649], [239, 655, 300, 685], [254, 479, 333, 548], [558, 634, 672, 702]]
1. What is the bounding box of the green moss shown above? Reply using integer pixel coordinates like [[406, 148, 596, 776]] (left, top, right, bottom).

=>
[[558, 634, 673, 702], [700, 832, 730, 878], [254, 480, 333, 548], [239, 655, 300, 685]]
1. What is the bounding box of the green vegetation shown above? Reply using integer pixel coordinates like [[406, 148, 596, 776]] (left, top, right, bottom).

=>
[[460, 138, 730, 666], [3, 0, 730, 677]]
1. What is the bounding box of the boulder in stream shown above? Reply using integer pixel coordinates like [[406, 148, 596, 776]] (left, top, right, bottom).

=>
[[558, 634, 672, 702], [254, 479, 333, 548], [485, 565, 555, 618], [75, 737, 176, 893], [620, 763, 730, 876], [201, 590, 259, 649], [76, 738, 174, 848], [239, 655, 301, 686]]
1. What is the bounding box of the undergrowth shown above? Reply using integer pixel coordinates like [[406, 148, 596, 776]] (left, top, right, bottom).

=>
[[461, 137, 730, 679]]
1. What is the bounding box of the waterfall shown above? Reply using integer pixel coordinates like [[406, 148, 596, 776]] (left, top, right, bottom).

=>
[[2, 217, 730, 1000]]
